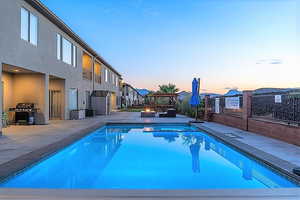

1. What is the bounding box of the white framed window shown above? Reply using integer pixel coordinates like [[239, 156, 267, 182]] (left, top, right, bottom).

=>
[[62, 38, 72, 65], [21, 8, 38, 46], [105, 68, 108, 82], [21, 8, 29, 41], [115, 76, 118, 87], [56, 34, 61, 60], [29, 13, 38, 45], [72, 45, 76, 67], [57, 34, 76, 66]]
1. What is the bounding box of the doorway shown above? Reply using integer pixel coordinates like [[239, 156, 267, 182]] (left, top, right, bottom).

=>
[[49, 90, 62, 120]]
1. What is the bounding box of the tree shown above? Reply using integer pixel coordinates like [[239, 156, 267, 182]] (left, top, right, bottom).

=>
[[158, 83, 179, 94]]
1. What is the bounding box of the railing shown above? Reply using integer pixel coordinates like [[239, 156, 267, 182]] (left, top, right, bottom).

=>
[[95, 75, 101, 84], [251, 93, 300, 125], [83, 69, 93, 80]]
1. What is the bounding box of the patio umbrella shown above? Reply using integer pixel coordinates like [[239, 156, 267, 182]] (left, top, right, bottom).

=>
[[189, 78, 201, 121]]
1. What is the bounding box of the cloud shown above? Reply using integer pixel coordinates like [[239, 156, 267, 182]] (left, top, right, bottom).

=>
[[256, 59, 283, 65]]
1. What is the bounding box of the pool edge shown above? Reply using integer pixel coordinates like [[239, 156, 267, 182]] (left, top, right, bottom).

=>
[[0, 188, 299, 199], [192, 123, 300, 185]]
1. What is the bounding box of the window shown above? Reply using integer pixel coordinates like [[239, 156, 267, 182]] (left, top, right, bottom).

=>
[[94, 61, 101, 84], [105, 68, 108, 82], [57, 34, 77, 66], [115, 76, 118, 87], [30, 13, 37, 45], [68, 88, 78, 110], [21, 8, 38, 45], [72, 45, 76, 67], [21, 8, 29, 41], [56, 34, 61, 60], [82, 53, 93, 80], [62, 38, 72, 65]]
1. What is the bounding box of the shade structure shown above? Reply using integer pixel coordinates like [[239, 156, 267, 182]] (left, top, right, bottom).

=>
[[189, 78, 200, 107]]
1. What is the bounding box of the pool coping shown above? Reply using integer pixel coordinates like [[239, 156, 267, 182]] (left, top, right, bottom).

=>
[[193, 123, 300, 185], [0, 121, 299, 189], [0, 188, 299, 199]]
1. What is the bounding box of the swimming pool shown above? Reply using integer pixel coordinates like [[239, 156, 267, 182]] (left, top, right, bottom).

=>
[[0, 124, 298, 189]]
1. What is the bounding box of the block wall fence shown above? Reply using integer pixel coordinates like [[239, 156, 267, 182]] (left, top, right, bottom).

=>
[[204, 91, 300, 146]]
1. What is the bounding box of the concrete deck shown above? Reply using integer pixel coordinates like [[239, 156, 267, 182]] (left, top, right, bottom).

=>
[[0, 112, 299, 199]]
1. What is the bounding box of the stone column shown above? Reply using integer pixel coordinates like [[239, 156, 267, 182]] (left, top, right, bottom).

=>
[[44, 73, 49, 124], [204, 95, 210, 121], [242, 90, 253, 131]]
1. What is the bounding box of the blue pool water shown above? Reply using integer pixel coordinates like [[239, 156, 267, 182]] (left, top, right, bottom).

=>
[[0, 124, 298, 189]]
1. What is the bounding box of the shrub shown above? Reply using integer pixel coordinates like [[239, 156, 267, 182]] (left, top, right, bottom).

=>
[[176, 94, 204, 118]]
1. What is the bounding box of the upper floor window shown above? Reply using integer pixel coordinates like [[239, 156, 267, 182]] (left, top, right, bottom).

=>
[[57, 33, 77, 67], [21, 8, 38, 46], [105, 68, 108, 82], [62, 38, 72, 65], [94, 61, 101, 84], [82, 52, 93, 80]]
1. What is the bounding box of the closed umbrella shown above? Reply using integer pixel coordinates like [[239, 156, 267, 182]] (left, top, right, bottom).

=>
[[189, 78, 202, 122]]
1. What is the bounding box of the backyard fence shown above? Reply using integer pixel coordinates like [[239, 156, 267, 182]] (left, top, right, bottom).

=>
[[204, 90, 300, 146], [209, 95, 243, 117], [252, 93, 300, 125]]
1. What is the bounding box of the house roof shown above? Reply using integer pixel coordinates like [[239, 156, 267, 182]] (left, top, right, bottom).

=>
[[25, 0, 121, 77], [123, 83, 144, 97]]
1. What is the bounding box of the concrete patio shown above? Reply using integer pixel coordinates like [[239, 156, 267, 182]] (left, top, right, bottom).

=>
[[0, 112, 299, 199]]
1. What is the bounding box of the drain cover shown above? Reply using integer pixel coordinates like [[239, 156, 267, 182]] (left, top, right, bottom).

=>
[[224, 133, 242, 139]]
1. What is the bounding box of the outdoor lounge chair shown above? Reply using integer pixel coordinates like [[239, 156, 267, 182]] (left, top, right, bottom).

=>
[[159, 108, 177, 118]]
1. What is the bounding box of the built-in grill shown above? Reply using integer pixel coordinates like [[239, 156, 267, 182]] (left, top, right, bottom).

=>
[[9, 103, 38, 125]]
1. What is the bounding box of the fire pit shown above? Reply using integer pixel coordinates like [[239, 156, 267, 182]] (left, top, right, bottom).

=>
[[141, 108, 156, 118]]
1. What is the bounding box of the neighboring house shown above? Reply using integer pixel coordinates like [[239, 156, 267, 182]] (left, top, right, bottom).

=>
[[178, 91, 220, 102], [253, 88, 300, 95], [136, 89, 150, 97], [200, 93, 221, 99], [0, 0, 122, 130], [122, 83, 144, 107], [224, 89, 242, 96]]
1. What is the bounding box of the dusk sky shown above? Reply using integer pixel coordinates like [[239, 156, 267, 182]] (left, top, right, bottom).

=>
[[41, 0, 299, 94]]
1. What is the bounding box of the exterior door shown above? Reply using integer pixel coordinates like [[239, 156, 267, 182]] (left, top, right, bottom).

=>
[[85, 91, 91, 109], [49, 90, 62, 120]]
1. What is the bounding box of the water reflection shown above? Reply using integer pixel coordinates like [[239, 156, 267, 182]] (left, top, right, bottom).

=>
[[0, 125, 297, 189], [153, 132, 179, 143]]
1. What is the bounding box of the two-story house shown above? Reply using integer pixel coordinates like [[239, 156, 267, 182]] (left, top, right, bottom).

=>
[[0, 0, 122, 131]]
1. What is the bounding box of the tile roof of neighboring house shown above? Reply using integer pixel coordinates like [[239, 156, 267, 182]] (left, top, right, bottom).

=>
[[224, 89, 242, 96], [25, 0, 121, 77], [136, 89, 150, 97]]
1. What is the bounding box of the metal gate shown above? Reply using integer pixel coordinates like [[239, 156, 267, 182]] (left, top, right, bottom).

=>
[[49, 90, 62, 120]]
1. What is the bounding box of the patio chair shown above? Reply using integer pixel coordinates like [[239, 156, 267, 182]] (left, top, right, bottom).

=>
[[159, 109, 177, 118]]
